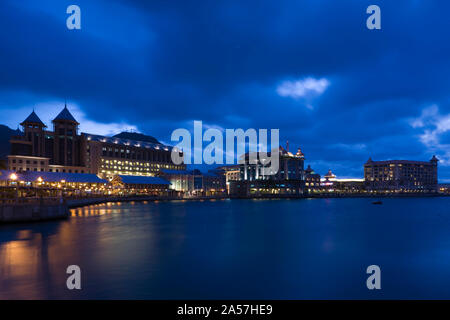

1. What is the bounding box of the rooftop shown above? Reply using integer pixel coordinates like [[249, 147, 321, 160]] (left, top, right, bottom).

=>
[[84, 133, 172, 151], [53, 106, 79, 124], [21, 111, 46, 127]]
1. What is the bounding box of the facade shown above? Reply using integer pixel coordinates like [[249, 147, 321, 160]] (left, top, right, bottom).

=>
[[159, 169, 226, 196], [8, 107, 185, 178], [216, 165, 240, 194], [304, 165, 321, 193], [239, 146, 305, 181], [110, 175, 171, 196], [439, 184, 450, 194], [230, 145, 306, 197], [0, 169, 108, 197], [364, 157, 439, 192]]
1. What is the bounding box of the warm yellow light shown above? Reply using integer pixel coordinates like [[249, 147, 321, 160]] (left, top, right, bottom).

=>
[[37, 177, 43, 183], [9, 173, 18, 181], [61, 180, 66, 183]]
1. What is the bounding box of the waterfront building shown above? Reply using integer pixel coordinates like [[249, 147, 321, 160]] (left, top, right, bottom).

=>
[[239, 145, 305, 181], [8, 107, 185, 178], [323, 169, 336, 182], [159, 169, 226, 196], [110, 175, 171, 196], [364, 157, 439, 192], [229, 179, 304, 197], [230, 144, 306, 197], [215, 165, 240, 194], [439, 184, 450, 194], [0, 169, 108, 198], [304, 165, 321, 193]]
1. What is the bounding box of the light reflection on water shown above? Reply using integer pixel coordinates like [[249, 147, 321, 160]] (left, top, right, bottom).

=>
[[1, 197, 450, 299]]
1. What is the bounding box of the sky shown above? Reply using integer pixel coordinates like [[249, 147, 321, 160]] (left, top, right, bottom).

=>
[[1, 0, 450, 181]]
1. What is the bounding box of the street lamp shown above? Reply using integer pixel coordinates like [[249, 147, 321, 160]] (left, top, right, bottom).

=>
[[9, 173, 18, 200]]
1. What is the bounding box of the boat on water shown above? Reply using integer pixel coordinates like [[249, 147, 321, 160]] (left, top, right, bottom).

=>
[[372, 201, 383, 205]]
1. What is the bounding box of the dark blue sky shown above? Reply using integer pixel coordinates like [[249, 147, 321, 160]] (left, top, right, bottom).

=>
[[1, 0, 450, 180]]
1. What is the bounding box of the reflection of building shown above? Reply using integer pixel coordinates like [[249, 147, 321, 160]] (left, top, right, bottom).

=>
[[364, 157, 439, 192], [8, 107, 185, 178]]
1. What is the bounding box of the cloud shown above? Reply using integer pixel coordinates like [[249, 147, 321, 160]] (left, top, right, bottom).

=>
[[410, 105, 450, 165], [276, 77, 330, 99]]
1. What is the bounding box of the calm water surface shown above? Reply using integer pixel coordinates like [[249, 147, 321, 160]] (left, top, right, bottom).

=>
[[1, 197, 450, 299]]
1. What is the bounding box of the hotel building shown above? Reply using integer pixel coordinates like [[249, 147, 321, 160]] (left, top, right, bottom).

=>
[[8, 107, 185, 178], [230, 145, 306, 196], [364, 157, 439, 192]]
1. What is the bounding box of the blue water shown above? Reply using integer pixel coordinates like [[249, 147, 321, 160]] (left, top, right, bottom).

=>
[[1, 197, 450, 299]]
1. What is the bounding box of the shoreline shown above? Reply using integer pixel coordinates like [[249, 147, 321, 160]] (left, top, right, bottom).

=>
[[1, 193, 449, 224]]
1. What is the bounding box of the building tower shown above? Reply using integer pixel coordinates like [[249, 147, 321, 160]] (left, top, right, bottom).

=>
[[20, 110, 47, 157], [52, 105, 80, 166], [430, 155, 439, 188]]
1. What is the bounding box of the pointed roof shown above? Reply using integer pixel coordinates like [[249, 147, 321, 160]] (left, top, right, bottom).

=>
[[53, 105, 79, 124], [21, 111, 46, 127]]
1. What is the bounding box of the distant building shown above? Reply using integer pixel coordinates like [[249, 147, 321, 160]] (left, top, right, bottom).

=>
[[110, 175, 171, 196], [239, 146, 305, 181], [230, 144, 306, 197], [8, 107, 185, 178], [323, 169, 336, 182], [214, 165, 240, 194], [439, 184, 450, 194], [304, 165, 321, 193], [159, 169, 226, 196], [364, 156, 439, 192]]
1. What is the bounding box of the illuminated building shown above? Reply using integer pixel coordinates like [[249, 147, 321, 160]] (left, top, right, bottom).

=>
[[215, 165, 240, 194], [364, 157, 439, 192], [230, 144, 306, 197], [159, 169, 226, 196], [8, 107, 185, 178], [239, 145, 305, 181], [304, 165, 321, 193], [323, 169, 336, 181], [0, 169, 108, 197], [110, 175, 171, 196]]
